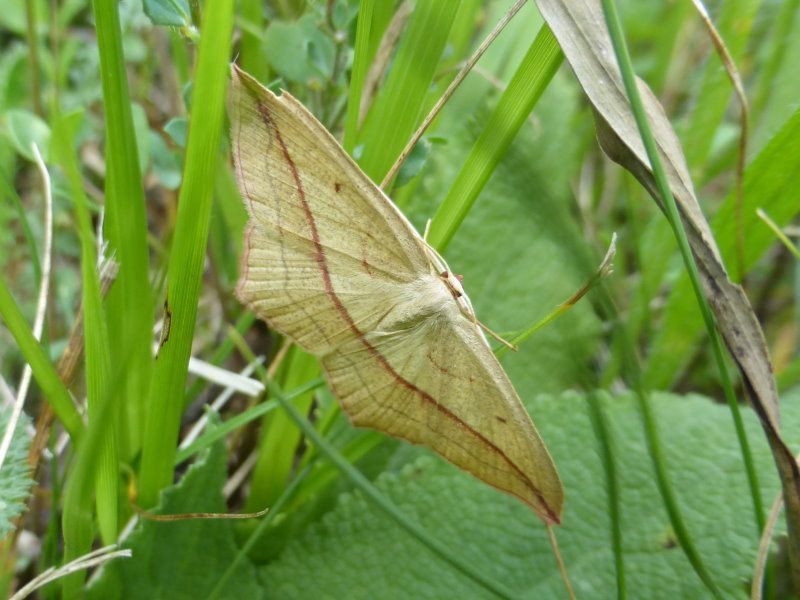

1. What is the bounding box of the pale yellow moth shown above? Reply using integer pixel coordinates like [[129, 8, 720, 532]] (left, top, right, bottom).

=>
[[230, 65, 563, 524]]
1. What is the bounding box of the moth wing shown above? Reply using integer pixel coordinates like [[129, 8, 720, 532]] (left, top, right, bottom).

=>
[[230, 66, 429, 354], [321, 297, 564, 524]]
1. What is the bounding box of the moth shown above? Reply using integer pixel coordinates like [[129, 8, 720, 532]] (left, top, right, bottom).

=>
[[230, 65, 563, 524]]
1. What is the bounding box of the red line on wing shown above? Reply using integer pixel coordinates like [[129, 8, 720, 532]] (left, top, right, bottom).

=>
[[253, 95, 557, 524]]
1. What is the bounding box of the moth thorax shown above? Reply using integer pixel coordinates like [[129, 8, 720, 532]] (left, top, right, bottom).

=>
[[374, 276, 452, 334]]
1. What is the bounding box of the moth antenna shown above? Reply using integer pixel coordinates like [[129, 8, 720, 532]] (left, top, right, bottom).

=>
[[423, 218, 432, 241], [476, 318, 517, 352]]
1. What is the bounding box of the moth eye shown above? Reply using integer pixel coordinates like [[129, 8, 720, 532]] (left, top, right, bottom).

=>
[[440, 270, 449, 278]]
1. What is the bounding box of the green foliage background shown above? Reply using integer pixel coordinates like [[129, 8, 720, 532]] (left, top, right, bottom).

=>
[[1, 0, 799, 598]]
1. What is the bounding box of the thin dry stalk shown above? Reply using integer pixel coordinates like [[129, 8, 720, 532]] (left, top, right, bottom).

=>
[[0, 144, 53, 471], [689, 0, 749, 279]]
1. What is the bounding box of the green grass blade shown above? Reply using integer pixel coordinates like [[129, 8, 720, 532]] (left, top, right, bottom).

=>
[[138, 0, 235, 508], [52, 112, 118, 545], [751, 0, 800, 121], [356, 1, 461, 182], [174, 378, 324, 465], [426, 24, 563, 252], [92, 0, 154, 458], [60, 358, 132, 598], [289, 430, 385, 509], [342, 0, 375, 152], [0, 281, 83, 440], [682, 0, 758, 172], [587, 391, 625, 599], [211, 160, 249, 283]]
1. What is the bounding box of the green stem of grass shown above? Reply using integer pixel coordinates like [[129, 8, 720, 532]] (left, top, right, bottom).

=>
[[92, 0, 154, 459], [0, 281, 83, 440], [138, 0, 234, 508], [600, 0, 763, 534], [52, 113, 118, 545], [587, 391, 625, 599], [174, 378, 324, 465], [25, 0, 42, 116]]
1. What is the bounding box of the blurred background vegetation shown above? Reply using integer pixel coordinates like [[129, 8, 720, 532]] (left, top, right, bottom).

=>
[[0, 0, 799, 598]]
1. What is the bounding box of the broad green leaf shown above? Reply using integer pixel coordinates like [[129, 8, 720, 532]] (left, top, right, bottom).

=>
[[261, 390, 800, 598], [86, 442, 261, 599]]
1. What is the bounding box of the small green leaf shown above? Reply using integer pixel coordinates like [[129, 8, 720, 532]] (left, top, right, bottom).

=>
[[3, 109, 51, 161], [131, 102, 150, 173], [331, 0, 358, 31], [394, 137, 443, 188], [142, 0, 191, 28], [263, 15, 335, 85], [163, 116, 188, 148], [149, 130, 182, 190]]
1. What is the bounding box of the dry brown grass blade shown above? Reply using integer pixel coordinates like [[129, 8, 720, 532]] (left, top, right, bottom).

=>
[[534, 0, 800, 588]]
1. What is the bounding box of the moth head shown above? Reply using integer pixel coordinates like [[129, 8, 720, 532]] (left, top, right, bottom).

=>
[[439, 270, 464, 299], [422, 243, 476, 319]]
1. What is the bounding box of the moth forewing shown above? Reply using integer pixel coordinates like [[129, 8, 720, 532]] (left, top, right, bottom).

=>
[[230, 64, 564, 524]]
